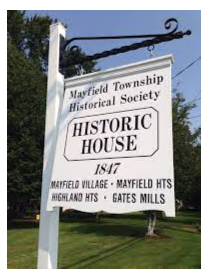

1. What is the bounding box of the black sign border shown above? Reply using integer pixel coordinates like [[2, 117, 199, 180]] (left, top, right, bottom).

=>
[[63, 107, 159, 161]]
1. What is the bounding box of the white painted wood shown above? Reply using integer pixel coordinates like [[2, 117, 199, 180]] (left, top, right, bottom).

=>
[[64, 54, 174, 87], [47, 55, 175, 217], [37, 22, 66, 269]]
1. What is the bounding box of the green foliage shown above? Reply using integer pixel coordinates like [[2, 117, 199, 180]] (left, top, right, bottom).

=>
[[7, 11, 26, 50], [7, 39, 46, 214], [7, 11, 97, 215], [62, 47, 98, 78], [172, 92, 201, 207], [24, 14, 54, 71]]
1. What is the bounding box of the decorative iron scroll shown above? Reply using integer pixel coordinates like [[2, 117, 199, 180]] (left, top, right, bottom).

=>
[[59, 18, 191, 72]]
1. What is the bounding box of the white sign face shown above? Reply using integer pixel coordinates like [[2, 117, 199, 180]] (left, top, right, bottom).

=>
[[47, 55, 175, 217]]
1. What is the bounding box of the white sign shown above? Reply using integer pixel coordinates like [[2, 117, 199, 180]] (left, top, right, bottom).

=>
[[47, 55, 175, 217]]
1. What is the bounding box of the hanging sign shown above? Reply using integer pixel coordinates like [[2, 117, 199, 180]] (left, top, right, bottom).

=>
[[47, 55, 175, 217]]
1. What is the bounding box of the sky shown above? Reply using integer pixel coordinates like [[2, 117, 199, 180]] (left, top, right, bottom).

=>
[[27, 10, 201, 129]]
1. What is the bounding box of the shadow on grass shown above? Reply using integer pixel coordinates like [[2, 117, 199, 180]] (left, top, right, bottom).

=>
[[164, 226, 201, 235], [61, 212, 146, 221], [160, 217, 201, 226], [177, 211, 201, 217], [7, 220, 39, 230], [61, 211, 201, 224], [65, 221, 147, 238], [62, 237, 140, 269], [60, 212, 148, 225]]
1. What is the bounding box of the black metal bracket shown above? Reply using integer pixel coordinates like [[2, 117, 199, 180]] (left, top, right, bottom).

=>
[[59, 18, 191, 73]]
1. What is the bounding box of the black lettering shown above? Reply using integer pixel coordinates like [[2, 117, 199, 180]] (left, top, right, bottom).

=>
[[141, 113, 152, 129], [81, 139, 92, 154], [126, 135, 137, 151], [73, 122, 83, 137]]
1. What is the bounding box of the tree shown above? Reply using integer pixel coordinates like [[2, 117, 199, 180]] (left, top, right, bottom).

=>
[[145, 92, 201, 236], [24, 14, 54, 72], [7, 10, 26, 50], [24, 14, 97, 76], [7, 39, 46, 216], [7, 11, 97, 217], [172, 92, 201, 208], [60, 46, 98, 78]]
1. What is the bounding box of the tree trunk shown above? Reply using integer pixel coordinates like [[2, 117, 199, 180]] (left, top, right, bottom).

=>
[[146, 211, 157, 236], [95, 212, 101, 222]]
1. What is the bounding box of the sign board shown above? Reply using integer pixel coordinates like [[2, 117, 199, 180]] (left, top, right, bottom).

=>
[[47, 55, 175, 217]]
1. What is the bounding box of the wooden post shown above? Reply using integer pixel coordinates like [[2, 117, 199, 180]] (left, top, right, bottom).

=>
[[37, 22, 66, 269]]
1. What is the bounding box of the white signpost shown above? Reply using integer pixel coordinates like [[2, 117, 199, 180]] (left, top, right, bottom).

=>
[[37, 23, 66, 269], [38, 22, 175, 269]]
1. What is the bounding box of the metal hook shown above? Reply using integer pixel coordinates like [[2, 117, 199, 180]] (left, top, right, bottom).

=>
[[147, 45, 155, 58]]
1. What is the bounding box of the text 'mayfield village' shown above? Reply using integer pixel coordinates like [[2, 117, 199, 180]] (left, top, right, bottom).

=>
[[47, 55, 175, 216]]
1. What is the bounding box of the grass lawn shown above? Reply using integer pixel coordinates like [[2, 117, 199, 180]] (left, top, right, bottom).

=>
[[7, 211, 201, 269]]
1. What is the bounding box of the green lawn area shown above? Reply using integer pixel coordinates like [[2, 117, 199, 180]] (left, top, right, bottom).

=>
[[7, 211, 201, 269]]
